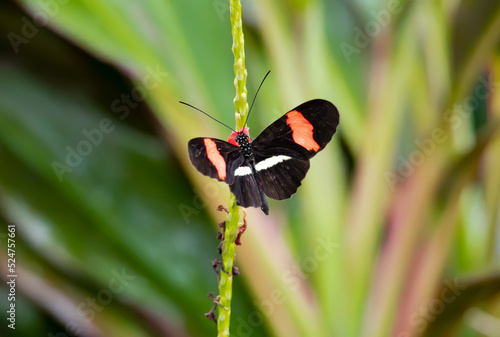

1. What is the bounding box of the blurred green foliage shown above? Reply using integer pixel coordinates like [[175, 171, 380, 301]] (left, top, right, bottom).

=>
[[0, 0, 500, 336]]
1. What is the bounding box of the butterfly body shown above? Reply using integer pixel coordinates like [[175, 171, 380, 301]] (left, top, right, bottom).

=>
[[188, 99, 339, 215]]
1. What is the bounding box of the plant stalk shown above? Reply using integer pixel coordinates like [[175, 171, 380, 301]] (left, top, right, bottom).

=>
[[217, 0, 248, 336]]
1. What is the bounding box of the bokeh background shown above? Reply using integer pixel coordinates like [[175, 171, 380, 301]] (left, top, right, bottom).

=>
[[1, 0, 500, 336]]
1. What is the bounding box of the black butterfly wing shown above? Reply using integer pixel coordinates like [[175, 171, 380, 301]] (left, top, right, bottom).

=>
[[188, 138, 244, 185], [253, 99, 339, 159], [229, 163, 264, 209], [255, 154, 310, 200], [226, 150, 310, 202], [250, 99, 339, 200]]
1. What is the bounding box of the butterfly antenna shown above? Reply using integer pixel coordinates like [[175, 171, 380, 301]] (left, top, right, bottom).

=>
[[179, 101, 235, 132], [244, 70, 271, 127]]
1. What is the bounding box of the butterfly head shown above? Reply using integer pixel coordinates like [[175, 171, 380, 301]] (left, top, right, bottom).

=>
[[227, 127, 250, 146]]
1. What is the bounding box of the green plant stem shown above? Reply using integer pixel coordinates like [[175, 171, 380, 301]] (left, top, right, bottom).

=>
[[230, 0, 248, 130], [217, 197, 240, 336], [217, 0, 248, 336]]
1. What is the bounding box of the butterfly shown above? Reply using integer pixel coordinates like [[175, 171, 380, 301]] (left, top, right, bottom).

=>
[[185, 98, 339, 215]]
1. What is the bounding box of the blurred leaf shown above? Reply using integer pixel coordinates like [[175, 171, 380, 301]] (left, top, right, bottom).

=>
[[424, 273, 500, 337]]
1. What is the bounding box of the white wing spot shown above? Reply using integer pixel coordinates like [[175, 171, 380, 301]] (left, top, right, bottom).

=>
[[234, 155, 292, 176], [234, 166, 252, 176], [256, 155, 292, 171]]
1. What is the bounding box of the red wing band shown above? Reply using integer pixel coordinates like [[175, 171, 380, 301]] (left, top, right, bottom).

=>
[[234, 155, 292, 177], [286, 110, 320, 152], [204, 138, 226, 180]]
